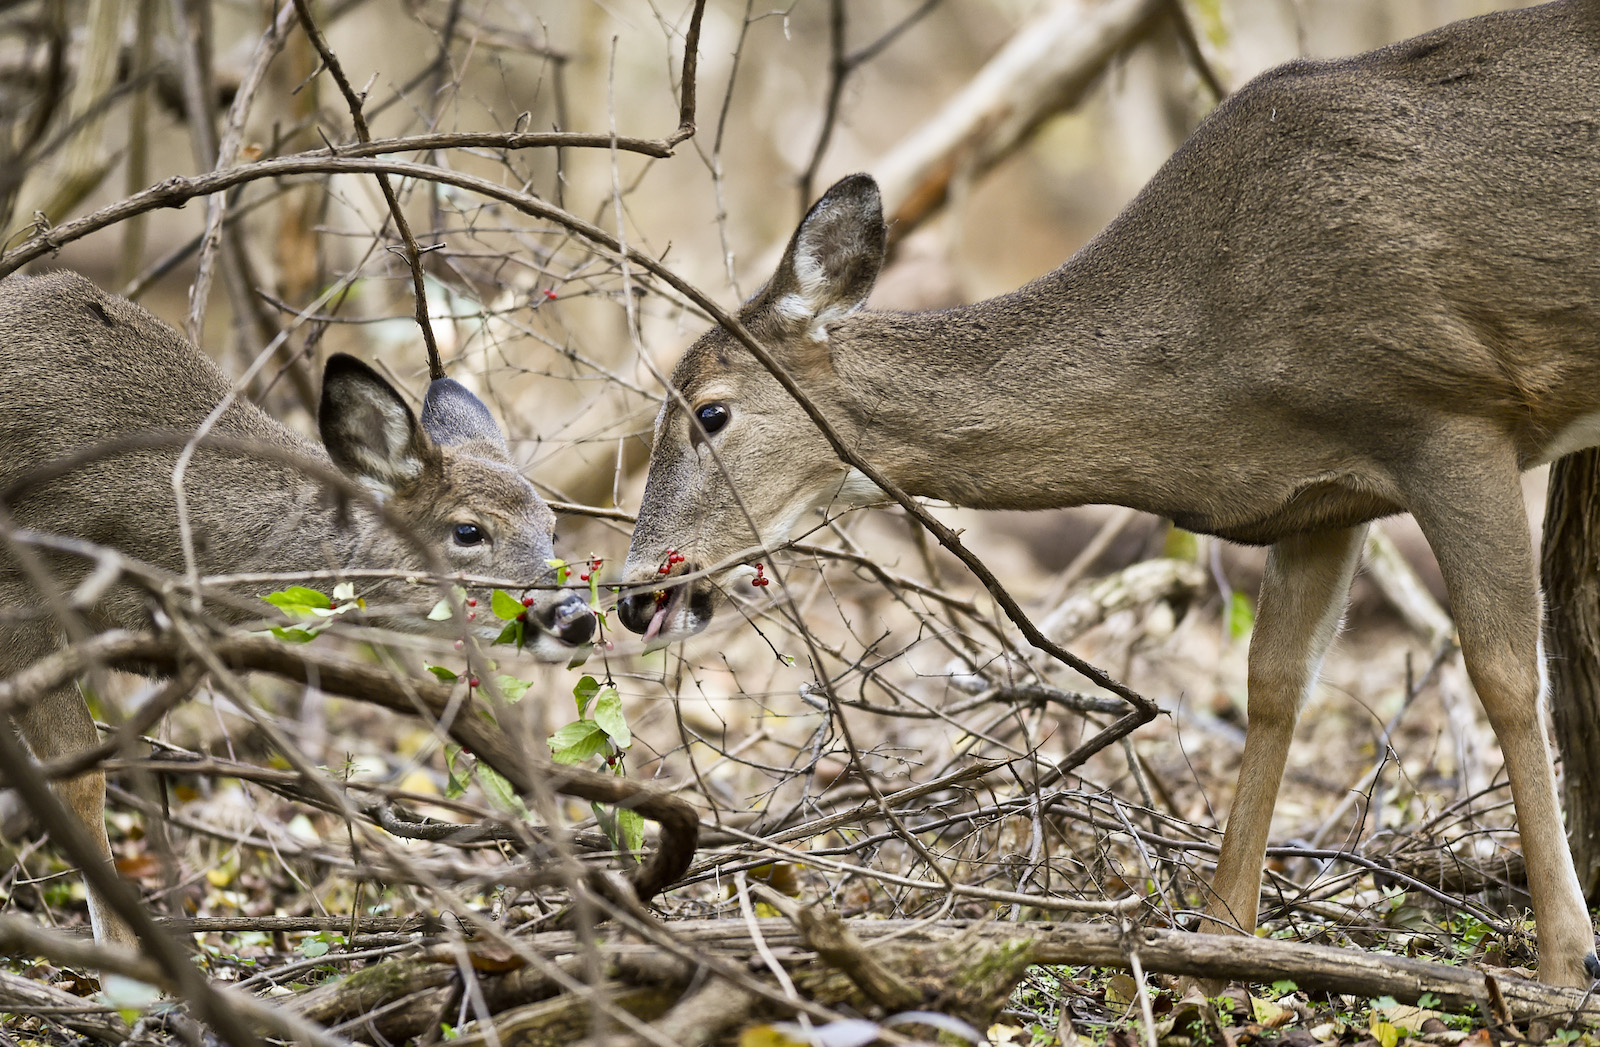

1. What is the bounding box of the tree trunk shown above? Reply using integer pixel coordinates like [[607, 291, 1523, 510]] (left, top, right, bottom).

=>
[[1542, 449, 1600, 903]]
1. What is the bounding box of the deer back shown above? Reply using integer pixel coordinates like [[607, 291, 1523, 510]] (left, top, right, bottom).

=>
[[618, 0, 1600, 641]]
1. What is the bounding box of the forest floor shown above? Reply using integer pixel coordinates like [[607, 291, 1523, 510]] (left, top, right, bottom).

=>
[[0, 510, 1588, 1047]]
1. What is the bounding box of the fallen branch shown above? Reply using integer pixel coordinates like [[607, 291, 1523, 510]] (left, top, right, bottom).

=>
[[0, 628, 698, 903], [0, 914, 343, 1046], [0, 967, 128, 1045]]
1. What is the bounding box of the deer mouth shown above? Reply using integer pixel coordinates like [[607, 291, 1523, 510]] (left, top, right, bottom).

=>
[[642, 586, 677, 645], [618, 569, 715, 644], [490, 591, 597, 659]]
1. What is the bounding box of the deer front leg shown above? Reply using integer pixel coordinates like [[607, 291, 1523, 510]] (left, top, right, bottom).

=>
[[1203, 525, 1366, 938], [10, 626, 138, 948], [1407, 450, 1598, 988]]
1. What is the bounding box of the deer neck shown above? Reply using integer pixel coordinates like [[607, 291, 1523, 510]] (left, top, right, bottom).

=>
[[827, 270, 1186, 513]]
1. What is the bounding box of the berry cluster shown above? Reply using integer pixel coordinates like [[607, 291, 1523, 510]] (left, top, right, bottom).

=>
[[751, 562, 770, 588], [465, 597, 478, 621], [657, 548, 686, 575], [579, 556, 603, 582]]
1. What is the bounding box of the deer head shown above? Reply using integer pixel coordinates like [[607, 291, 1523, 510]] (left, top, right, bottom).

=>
[[618, 175, 887, 642], [319, 355, 594, 656]]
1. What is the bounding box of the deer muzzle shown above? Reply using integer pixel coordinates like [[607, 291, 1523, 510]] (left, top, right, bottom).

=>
[[616, 563, 714, 643]]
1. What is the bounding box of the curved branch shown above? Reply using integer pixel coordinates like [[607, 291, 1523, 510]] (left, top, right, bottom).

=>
[[2, 150, 1154, 763], [0, 628, 698, 902]]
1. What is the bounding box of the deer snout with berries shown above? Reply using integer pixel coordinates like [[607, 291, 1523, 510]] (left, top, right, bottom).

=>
[[617, 178, 893, 644]]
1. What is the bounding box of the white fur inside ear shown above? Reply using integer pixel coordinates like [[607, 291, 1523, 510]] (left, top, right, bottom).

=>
[[774, 294, 853, 343], [356, 479, 393, 502], [781, 233, 865, 342], [774, 292, 813, 325]]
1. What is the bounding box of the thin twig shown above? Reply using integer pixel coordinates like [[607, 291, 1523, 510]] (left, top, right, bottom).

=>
[[291, 0, 445, 380]]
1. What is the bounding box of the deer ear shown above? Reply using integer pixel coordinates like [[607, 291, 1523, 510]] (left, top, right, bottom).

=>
[[421, 377, 509, 452], [766, 173, 886, 341], [319, 354, 434, 493]]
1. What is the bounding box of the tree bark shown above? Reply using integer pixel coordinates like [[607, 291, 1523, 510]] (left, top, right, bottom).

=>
[[1542, 449, 1600, 902]]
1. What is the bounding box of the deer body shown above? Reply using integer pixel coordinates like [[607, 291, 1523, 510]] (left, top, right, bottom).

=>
[[621, 0, 1600, 986], [0, 271, 595, 947]]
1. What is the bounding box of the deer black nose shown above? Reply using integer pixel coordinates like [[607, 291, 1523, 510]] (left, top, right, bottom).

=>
[[544, 592, 595, 646], [616, 590, 656, 634]]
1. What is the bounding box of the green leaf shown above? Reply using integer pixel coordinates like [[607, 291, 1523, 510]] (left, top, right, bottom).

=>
[[616, 806, 645, 855], [271, 626, 319, 644], [426, 598, 454, 622], [427, 665, 458, 682], [545, 558, 569, 585], [491, 589, 525, 620], [1227, 590, 1255, 640], [263, 586, 333, 611], [495, 674, 531, 702], [444, 745, 469, 799], [299, 934, 332, 959], [548, 721, 608, 764], [494, 619, 524, 648], [572, 675, 600, 717], [475, 763, 525, 815], [593, 687, 630, 748]]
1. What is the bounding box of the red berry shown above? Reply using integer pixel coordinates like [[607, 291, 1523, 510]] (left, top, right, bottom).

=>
[[517, 611, 527, 622], [467, 612, 476, 621], [522, 596, 535, 607], [465, 598, 477, 607], [755, 563, 763, 570], [579, 573, 590, 582], [453, 640, 464, 650], [468, 677, 480, 688], [658, 565, 670, 575], [544, 289, 557, 299]]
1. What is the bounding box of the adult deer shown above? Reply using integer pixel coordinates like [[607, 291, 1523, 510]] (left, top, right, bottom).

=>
[[0, 270, 595, 946], [620, 0, 1600, 986]]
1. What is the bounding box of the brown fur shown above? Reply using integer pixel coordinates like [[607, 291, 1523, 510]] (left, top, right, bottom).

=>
[[622, 1, 1600, 986], [0, 270, 594, 946]]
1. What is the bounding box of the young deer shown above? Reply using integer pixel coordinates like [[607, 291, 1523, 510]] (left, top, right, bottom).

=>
[[619, 0, 1600, 986], [0, 270, 595, 946]]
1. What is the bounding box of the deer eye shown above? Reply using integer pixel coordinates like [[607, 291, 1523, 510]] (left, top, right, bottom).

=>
[[453, 523, 487, 546], [695, 402, 730, 435]]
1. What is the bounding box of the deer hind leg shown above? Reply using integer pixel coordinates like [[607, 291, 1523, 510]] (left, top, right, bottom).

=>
[[1203, 524, 1367, 938], [1407, 448, 1597, 988], [8, 620, 137, 947]]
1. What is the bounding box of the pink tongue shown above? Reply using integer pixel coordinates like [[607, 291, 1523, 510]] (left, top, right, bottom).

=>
[[643, 601, 670, 644]]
